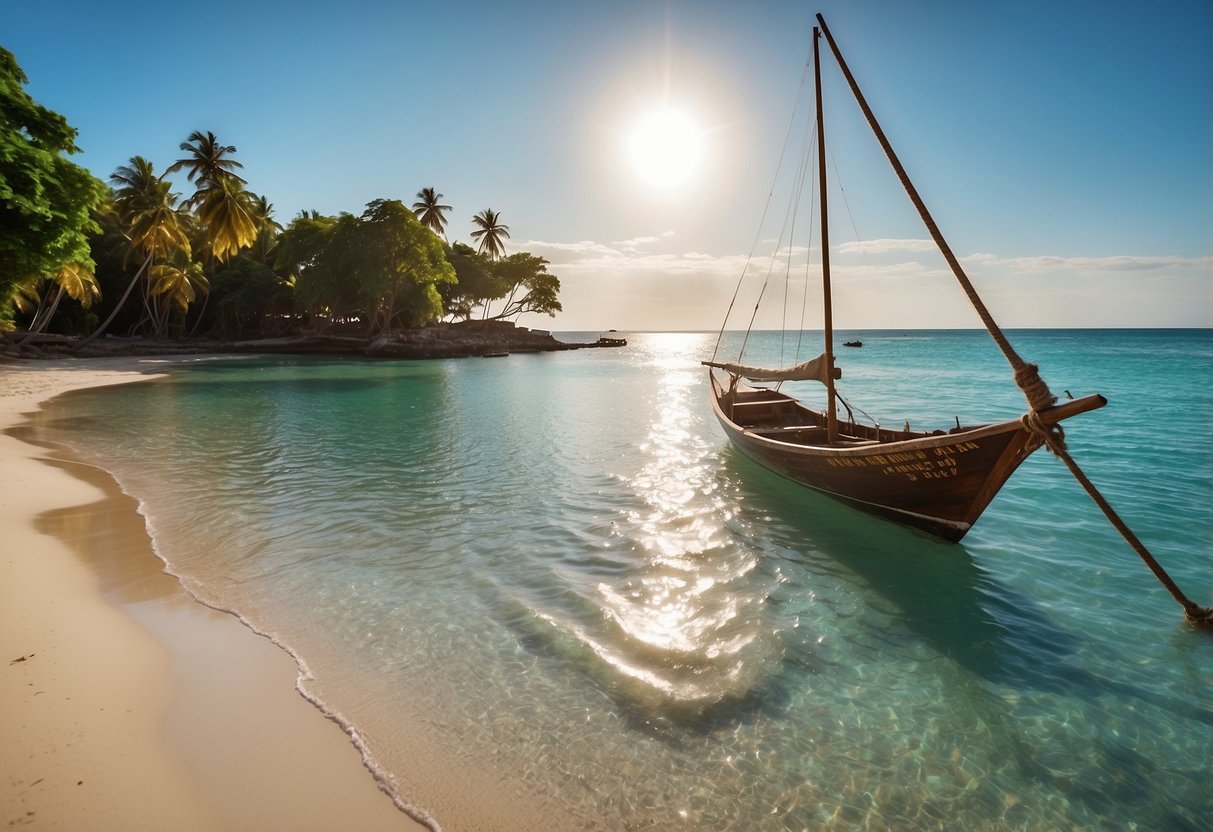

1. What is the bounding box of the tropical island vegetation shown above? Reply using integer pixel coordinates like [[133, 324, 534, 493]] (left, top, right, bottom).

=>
[[1, 46, 584, 358]]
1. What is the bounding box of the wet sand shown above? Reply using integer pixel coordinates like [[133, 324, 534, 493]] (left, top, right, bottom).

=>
[[1, 357, 426, 831]]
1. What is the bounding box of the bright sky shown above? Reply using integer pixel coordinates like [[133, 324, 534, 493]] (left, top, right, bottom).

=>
[[5, 0, 1210, 331]]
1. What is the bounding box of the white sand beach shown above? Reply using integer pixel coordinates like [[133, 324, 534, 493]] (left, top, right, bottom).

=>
[[1, 357, 426, 831]]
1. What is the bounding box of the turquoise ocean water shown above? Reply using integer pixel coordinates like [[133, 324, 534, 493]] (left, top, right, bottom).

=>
[[39, 329, 1211, 830]]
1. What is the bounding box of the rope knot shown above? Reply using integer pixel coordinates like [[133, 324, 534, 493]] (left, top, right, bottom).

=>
[[1014, 362, 1057, 413], [1021, 411, 1067, 456]]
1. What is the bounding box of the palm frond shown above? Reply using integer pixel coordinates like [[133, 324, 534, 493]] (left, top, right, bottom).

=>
[[55, 262, 101, 307]]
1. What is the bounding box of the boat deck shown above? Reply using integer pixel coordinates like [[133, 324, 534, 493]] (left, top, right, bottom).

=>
[[722, 388, 929, 447]]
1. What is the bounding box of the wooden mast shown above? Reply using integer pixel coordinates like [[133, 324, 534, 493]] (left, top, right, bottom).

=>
[[813, 25, 839, 443]]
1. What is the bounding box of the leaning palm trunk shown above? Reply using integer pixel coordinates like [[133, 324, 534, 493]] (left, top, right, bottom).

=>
[[22, 289, 54, 335], [73, 250, 153, 350], [187, 292, 211, 338], [16, 284, 66, 347]]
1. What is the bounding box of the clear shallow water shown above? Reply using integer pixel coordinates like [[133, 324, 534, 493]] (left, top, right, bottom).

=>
[[40, 330, 1212, 830]]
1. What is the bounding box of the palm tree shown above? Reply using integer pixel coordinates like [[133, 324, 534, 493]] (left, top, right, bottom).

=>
[[165, 130, 247, 197], [166, 131, 257, 264], [185, 190, 277, 337], [110, 156, 161, 210], [16, 262, 100, 346], [150, 246, 208, 334], [125, 179, 190, 258], [412, 187, 452, 238], [75, 162, 191, 348], [193, 177, 259, 261], [246, 193, 283, 262], [248, 193, 281, 231], [470, 209, 510, 260]]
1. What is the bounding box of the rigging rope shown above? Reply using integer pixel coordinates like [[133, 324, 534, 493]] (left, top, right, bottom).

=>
[[779, 121, 815, 369], [712, 54, 814, 364], [817, 13, 1209, 628], [815, 18, 1051, 411], [1022, 415, 1213, 628]]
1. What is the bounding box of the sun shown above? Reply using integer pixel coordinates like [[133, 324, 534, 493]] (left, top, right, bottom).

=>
[[627, 108, 706, 190]]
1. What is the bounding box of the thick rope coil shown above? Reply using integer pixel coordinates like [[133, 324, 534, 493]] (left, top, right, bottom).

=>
[[1021, 414, 1212, 628], [1014, 362, 1057, 414]]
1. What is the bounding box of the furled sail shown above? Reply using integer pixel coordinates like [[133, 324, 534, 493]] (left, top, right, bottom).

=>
[[705, 353, 834, 384]]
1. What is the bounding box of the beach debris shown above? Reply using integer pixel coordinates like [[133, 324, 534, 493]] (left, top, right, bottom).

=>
[[9, 653, 35, 664]]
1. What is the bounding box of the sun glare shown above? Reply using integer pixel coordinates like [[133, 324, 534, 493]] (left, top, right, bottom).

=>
[[627, 108, 706, 190]]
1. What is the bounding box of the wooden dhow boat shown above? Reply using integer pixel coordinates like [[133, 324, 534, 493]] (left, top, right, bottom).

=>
[[708, 372, 1105, 543], [706, 14, 1107, 543]]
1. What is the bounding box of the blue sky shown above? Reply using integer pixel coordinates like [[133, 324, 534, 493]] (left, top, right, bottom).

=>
[[5, 0, 1210, 330]]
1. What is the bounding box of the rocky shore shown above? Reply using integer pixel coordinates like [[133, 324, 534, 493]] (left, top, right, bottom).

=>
[[1, 321, 626, 361]]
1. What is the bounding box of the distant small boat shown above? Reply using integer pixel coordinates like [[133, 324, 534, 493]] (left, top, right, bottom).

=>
[[843, 340, 862, 347], [483, 351, 509, 358]]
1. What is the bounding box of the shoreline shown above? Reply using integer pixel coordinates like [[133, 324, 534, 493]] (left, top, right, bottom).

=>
[[2, 322, 627, 362], [1, 357, 425, 831]]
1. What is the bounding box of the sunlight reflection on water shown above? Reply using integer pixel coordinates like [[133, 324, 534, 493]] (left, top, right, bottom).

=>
[[556, 330, 784, 708]]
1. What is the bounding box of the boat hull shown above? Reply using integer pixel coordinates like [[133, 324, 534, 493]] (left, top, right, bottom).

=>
[[719, 415, 1034, 541], [709, 371, 1105, 542]]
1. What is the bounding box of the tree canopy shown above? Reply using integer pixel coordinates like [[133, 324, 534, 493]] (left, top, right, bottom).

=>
[[439, 242, 504, 320], [0, 47, 107, 326], [282, 200, 456, 333], [436, 245, 562, 322], [486, 252, 562, 320]]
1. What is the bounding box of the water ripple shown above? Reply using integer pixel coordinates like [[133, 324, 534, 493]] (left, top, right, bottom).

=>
[[40, 333, 1213, 832]]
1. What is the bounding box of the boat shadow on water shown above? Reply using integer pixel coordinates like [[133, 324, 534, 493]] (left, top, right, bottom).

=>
[[723, 448, 1076, 684], [723, 448, 1208, 713]]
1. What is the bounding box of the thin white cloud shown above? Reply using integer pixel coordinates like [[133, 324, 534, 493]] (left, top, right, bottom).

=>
[[553, 251, 748, 278], [974, 254, 1213, 274], [834, 238, 938, 255], [515, 233, 1212, 295], [520, 239, 622, 256], [613, 230, 676, 249]]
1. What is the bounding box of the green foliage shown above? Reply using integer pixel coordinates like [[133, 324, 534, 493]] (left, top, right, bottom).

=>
[[358, 199, 455, 330], [274, 211, 337, 283], [436, 245, 562, 322], [245, 194, 283, 263], [283, 211, 357, 318], [486, 253, 563, 320], [0, 47, 107, 327], [398, 282, 446, 329], [439, 242, 504, 320], [208, 254, 291, 335], [11, 261, 100, 340], [282, 201, 454, 334]]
